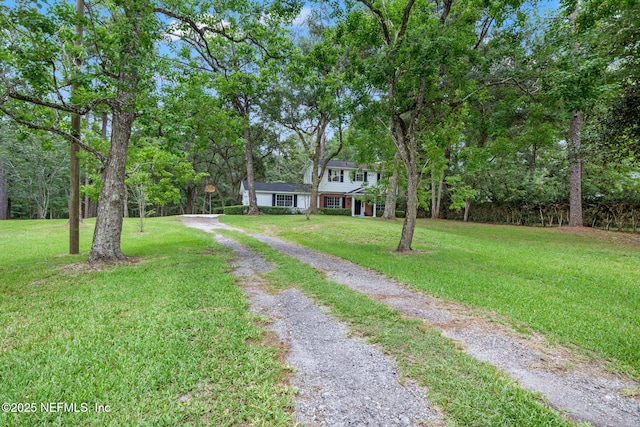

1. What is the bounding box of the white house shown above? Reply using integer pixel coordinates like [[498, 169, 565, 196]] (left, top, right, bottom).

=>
[[240, 181, 311, 212], [241, 160, 386, 216]]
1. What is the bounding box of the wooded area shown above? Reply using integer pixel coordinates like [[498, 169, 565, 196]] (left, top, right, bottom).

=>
[[1, 0, 638, 260]]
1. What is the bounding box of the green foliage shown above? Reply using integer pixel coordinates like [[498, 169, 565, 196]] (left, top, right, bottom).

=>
[[223, 205, 247, 215], [222, 205, 304, 215], [126, 136, 207, 230], [0, 123, 69, 219], [257, 206, 299, 215], [318, 208, 351, 216]]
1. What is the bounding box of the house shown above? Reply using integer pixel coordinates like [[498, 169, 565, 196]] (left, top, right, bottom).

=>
[[240, 181, 311, 213], [241, 160, 386, 217]]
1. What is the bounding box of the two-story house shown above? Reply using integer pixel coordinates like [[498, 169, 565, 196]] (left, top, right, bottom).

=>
[[240, 160, 385, 216]]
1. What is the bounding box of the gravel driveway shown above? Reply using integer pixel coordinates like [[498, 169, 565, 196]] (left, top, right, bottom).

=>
[[181, 215, 640, 427]]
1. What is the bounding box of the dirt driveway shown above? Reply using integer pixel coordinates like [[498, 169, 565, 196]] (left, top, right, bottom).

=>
[[181, 215, 640, 426]]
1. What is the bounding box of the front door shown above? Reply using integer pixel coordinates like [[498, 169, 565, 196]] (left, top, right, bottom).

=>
[[354, 199, 362, 216]]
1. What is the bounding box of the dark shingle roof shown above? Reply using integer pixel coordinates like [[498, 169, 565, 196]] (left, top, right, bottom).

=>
[[243, 181, 311, 193], [324, 160, 377, 170], [326, 159, 357, 168]]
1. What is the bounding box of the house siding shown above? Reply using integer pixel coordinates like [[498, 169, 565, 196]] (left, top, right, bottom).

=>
[[256, 193, 273, 207], [318, 168, 379, 193]]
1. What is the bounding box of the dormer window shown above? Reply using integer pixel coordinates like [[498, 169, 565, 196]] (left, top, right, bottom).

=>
[[328, 169, 344, 182]]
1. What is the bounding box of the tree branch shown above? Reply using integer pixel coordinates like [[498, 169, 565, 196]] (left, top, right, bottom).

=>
[[397, 0, 417, 42], [0, 105, 107, 165], [357, 0, 392, 45], [474, 16, 493, 50], [1, 74, 111, 115]]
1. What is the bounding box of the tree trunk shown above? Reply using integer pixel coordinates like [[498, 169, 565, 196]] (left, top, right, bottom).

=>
[[435, 170, 444, 219], [243, 125, 259, 215], [0, 158, 7, 220], [569, 110, 583, 227], [88, 108, 134, 263], [463, 199, 471, 222], [307, 118, 332, 216], [123, 187, 129, 218], [185, 185, 196, 214], [431, 165, 444, 219], [383, 153, 400, 220], [309, 165, 321, 214], [398, 160, 418, 252]]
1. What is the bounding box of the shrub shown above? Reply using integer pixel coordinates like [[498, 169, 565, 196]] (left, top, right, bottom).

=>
[[223, 205, 247, 215], [319, 208, 351, 216], [211, 207, 224, 214], [257, 206, 297, 215], [396, 210, 406, 218]]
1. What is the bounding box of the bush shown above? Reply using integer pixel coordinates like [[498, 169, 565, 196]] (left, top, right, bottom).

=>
[[223, 205, 247, 215], [211, 207, 224, 214], [319, 208, 351, 216], [221, 205, 304, 215], [396, 210, 406, 218], [257, 206, 297, 215]]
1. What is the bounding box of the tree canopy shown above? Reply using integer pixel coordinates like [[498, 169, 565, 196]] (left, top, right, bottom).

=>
[[1, 0, 639, 260]]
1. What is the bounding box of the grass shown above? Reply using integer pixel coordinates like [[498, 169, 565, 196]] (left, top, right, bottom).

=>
[[0, 218, 294, 427], [221, 229, 584, 427], [221, 215, 640, 380]]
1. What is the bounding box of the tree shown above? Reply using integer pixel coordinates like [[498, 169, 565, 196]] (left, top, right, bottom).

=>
[[340, 0, 529, 251], [0, 0, 160, 262], [346, 103, 401, 219], [126, 137, 206, 231], [577, 0, 640, 165], [537, 1, 615, 227], [268, 11, 352, 215], [0, 124, 70, 219], [157, 0, 299, 215]]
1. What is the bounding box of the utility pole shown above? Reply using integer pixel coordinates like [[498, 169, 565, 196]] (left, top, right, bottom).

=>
[[69, 0, 84, 254], [568, 5, 583, 227]]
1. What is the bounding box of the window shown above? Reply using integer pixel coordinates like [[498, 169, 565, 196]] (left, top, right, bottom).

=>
[[324, 196, 343, 209], [328, 169, 344, 182], [354, 171, 368, 182], [275, 194, 293, 207]]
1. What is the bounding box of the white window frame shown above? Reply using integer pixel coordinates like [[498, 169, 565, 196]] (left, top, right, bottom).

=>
[[275, 194, 293, 207], [354, 171, 365, 182], [328, 169, 344, 182], [324, 196, 342, 209]]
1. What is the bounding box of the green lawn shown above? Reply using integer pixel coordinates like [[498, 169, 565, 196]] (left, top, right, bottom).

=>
[[222, 215, 640, 380], [0, 218, 293, 426], [2, 215, 636, 426]]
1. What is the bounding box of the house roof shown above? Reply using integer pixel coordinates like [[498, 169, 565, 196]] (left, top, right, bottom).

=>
[[243, 180, 311, 193], [324, 159, 379, 170], [345, 187, 368, 195], [325, 159, 357, 169]]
